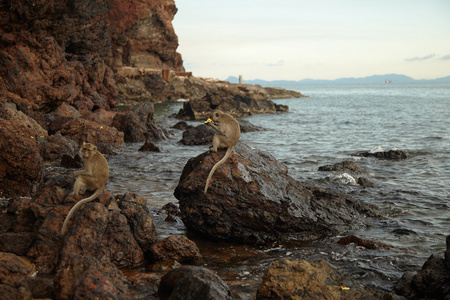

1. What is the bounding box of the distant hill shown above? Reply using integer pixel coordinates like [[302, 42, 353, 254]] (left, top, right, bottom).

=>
[[225, 74, 450, 85]]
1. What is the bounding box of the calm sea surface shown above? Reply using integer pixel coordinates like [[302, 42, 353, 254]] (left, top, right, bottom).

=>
[[106, 82, 450, 294]]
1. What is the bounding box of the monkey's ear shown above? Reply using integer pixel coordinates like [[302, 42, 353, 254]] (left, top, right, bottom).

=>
[[82, 142, 87, 147], [93, 145, 97, 151]]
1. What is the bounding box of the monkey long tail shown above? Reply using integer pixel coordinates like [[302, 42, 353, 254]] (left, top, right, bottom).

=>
[[204, 147, 233, 194], [61, 189, 103, 235]]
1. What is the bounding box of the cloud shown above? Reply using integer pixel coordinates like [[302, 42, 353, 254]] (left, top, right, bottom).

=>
[[267, 60, 285, 67], [440, 54, 450, 60], [405, 54, 436, 62]]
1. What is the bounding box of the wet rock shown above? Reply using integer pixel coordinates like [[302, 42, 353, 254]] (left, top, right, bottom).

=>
[[256, 259, 379, 300], [393, 254, 450, 299], [161, 202, 181, 217], [180, 124, 215, 145], [239, 119, 267, 132], [149, 236, 202, 263], [357, 176, 374, 187], [354, 149, 409, 160], [139, 139, 161, 152], [318, 160, 366, 175], [0, 252, 36, 286], [174, 143, 381, 244], [172, 121, 193, 130], [54, 254, 130, 300], [60, 117, 125, 146], [158, 266, 233, 300], [337, 235, 392, 249], [0, 118, 44, 198]]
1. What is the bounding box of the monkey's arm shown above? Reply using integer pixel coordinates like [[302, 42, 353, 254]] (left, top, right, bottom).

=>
[[207, 122, 226, 135]]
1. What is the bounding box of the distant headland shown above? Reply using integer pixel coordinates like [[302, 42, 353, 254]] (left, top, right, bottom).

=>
[[226, 74, 450, 85]]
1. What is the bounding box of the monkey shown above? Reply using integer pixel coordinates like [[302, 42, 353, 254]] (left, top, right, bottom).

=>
[[204, 110, 240, 193], [61, 142, 109, 235]]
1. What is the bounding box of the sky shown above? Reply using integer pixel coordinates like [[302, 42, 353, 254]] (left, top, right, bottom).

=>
[[172, 0, 450, 81]]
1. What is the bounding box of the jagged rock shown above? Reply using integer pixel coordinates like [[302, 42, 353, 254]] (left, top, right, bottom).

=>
[[158, 266, 233, 300], [256, 259, 380, 300], [113, 101, 169, 143], [117, 192, 156, 252], [113, 110, 148, 142], [239, 120, 267, 132], [176, 94, 283, 120], [149, 235, 202, 263], [59, 198, 145, 270], [54, 254, 130, 300], [354, 149, 409, 160], [393, 254, 450, 299], [0, 252, 36, 286], [174, 143, 381, 244], [0, 118, 44, 198], [180, 124, 215, 145], [41, 132, 79, 161]]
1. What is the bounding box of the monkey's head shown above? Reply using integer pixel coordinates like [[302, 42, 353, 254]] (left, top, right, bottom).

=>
[[211, 110, 223, 123], [80, 142, 97, 159]]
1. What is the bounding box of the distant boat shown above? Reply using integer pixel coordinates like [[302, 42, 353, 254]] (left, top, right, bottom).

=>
[[385, 80, 392, 83]]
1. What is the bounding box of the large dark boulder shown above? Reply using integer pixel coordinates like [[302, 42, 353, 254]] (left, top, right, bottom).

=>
[[158, 266, 233, 300], [174, 143, 381, 244], [393, 254, 450, 299]]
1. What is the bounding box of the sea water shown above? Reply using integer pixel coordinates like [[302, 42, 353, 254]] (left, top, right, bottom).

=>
[[106, 82, 450, 293]]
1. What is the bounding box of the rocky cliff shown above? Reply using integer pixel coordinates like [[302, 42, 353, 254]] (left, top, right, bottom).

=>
[[0, 0, 183, 113]]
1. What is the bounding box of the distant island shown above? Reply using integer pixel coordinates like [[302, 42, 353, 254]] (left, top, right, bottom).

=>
[[226, 74, 450, 85]]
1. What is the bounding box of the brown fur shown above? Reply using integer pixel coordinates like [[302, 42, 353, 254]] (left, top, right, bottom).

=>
[[204, 110, 240, 193], [61, 142, 109, 235]]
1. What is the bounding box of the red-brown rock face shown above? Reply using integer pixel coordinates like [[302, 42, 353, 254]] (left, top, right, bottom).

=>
[[108, 0, 184, 70], [0, 0, 183, 115]]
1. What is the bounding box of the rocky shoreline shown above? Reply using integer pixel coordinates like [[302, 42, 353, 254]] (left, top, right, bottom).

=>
[[1, 0, 449, 299]]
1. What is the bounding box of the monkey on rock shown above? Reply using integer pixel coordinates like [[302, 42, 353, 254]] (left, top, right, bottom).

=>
[[61, 142, 109, 235], [204, 110, 240, 193]]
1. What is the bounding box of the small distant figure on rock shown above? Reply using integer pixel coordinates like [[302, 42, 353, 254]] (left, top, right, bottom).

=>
[[445, 235, 450, 270]]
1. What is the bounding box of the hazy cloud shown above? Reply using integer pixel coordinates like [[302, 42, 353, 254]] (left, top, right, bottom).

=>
[[405, 54, 436, 62], [267, 60, 285, 67], [440, 54, 450, 60]]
